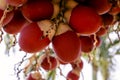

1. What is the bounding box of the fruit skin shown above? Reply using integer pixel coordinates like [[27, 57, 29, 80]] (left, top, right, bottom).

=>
[[27, 71, 42, 80], [69, 5, 102, 35], [96, 27, 107, 37], [79, 36, 94, 53], [6, 0, 27, 6], [52, 31, 81, 63], [41, 56, 58, 71], [21, 0, 53, 22], [0, 9, 14, 26], [67, 70, 79, 80], [3, 11, 15, 25], [3, 10, 28, 34], [18, 22, 50, 53], [27, 74, 36, 80], [58, 58, 68, 65], [109, 6, 120, 15], [87, 0, 112, 15], [90, 35, 102, 47], [71, 59, 83, 70], [101, 13, 114, 26], [0, 9, 3, 18]]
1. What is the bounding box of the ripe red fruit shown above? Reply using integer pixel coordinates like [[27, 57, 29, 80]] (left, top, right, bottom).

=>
[[109, 6, 120, 15], [3, 10, 28, 34], [52, 23, 81, 63], [71, 59, 83, 70], [3, 11, 15, 25], [27, 71, 42, 80], [40, 55, 58, 71], [90, 35, 102, 47], [21, 0, 53, 22], [0, 9, 14, 26], [88, 0, 112, 15], [0, 9, 3, 18], [101, 13, 114, 26], [18, 22, 50, 53], [69, 5, 102, 35], [67, 70, 80, 80], [6, 0, 27, 7], [96, 27, 107, 37], [79, 36, 94, 53], [58, 58, 68, 65]]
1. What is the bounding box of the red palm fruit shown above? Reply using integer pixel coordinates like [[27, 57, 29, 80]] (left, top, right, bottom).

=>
[[21, 0, 53, 22], [52, 22, 81, 63], [87, 0, 112, 15], [101, 13, 114, 26], [0, 9, 14, 26], [18, 20, 56, 53], [68, 5, 102, 35], [90, 35, 102, 47], [109, 6, 120, 15], [27, 71, 42, 80], [6, 0, 27, 7], [56, 56, 68, 65], [79, 36, 94, 53], [0, 9, 3, 18], [96, 27, 107, 37], [58, 58, 68, 65], [40, 55, 58, 71], [67, 70, 80, 80], [3, 10, 28, 34], [71, 59, 83, 70], [3, 11, 14, 26]]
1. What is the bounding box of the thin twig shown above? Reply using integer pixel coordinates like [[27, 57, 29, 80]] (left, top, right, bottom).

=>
[[0, 29, 3, 43], [14, 53, 27, 80], [58, 66, 66, 79]]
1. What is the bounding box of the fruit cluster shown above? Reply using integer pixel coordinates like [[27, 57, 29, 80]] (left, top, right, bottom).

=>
[[0, 0, 120, 80]]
